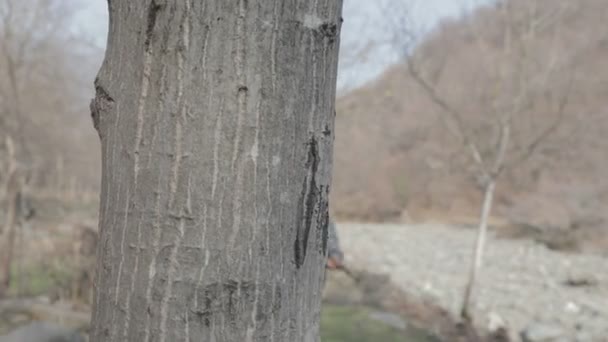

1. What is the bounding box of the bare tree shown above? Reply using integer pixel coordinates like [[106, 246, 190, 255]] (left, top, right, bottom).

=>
[[384, 0, 578, 322], [89, 1, 343, 341], [0, 137, 17, 295], [0, 0, 99, 191], [0, 0, 90, 296], [1, 0, 68, 157]]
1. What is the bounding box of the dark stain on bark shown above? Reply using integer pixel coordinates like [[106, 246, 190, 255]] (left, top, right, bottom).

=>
[[318, 22, 338, 43], [144, 2, 163, 50], [294, 136, 320, 269], [90, 78, 115, 139], [322, 124, 331, 137], [190, 281, 280, 328]]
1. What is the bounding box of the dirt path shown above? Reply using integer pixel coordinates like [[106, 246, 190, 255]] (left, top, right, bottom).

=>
[[337, 223, 608, 341]]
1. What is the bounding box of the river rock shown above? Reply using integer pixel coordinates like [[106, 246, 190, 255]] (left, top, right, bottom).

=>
[[0, 321, 83, 342], [521, 323, 566, 342]]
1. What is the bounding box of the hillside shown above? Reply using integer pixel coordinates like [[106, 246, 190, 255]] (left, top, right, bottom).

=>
[[331, 0, 608, 250]]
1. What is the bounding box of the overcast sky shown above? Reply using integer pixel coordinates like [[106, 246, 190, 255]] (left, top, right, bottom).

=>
[[75, 0, 487, 93]]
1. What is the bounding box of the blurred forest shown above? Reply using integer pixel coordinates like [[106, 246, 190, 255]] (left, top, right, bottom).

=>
[[333, 0, 608, 252], [0, 0, 101, 191], [2, 0, 606, 251]]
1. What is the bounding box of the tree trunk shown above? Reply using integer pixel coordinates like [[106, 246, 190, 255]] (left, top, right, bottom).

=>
[[89, 1, 343, 342], [460, 179, 496, 322], [1, 186, 17, 293], [0, 139, 18, 295]]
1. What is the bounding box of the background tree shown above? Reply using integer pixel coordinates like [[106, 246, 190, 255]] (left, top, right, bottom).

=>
[[0, 0, 100, 295], [0, 0, 101, 188], [90, 1, 343, 341], [383, 0, 581, 322]]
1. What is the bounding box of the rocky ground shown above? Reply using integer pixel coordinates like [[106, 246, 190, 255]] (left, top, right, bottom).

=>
[[2, 218, 607, 341], [337, 223, 608, 342]]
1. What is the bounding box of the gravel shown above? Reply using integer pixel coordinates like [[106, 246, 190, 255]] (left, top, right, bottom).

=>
[[337, 223, 608, 341]]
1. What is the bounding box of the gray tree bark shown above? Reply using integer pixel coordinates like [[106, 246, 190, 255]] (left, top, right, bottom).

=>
[[89, 1, 343, 341]]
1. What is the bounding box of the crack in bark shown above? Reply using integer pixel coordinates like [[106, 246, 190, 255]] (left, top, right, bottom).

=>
[[317, 186, 330, 256], [294, 136, 320, 269]]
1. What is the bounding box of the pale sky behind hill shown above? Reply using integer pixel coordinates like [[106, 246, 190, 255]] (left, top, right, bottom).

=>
[[74, 0, 490, 93]]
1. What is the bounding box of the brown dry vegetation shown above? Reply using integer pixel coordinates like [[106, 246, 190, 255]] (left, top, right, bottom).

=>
[[2, 0, 606, 253], [0, 0, 101, 191], [332, 0, 608, 251]]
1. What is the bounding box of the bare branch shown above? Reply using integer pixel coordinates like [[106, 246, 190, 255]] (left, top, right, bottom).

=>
[[406, 57, 489, 175], [507, 73, 573, 169], [491, 119, 510, 178]]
